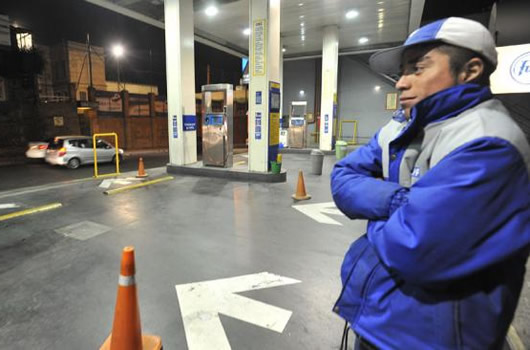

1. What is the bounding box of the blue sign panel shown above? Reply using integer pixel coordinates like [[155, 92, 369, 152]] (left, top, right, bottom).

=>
[[183, 115, 197, 131], [324, 114, 329, 134], [173, 115, 178, 138], [255, 112, 262, 140], [256, 91, 262, 105]]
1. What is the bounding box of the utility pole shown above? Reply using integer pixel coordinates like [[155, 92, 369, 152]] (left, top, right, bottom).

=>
[[86, 33, 93, 88], [149, 48, 153, 94]]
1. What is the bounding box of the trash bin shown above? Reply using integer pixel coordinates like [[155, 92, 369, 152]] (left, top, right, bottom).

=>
[[310, 149, 325, 175], [335, 140, 348, 160], [270, 161, 282, 174]]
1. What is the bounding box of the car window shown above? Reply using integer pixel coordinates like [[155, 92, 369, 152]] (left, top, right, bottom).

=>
[[96, 140, 113, 149], [48, 139, 64, 149], [78, 139, 92, 148]]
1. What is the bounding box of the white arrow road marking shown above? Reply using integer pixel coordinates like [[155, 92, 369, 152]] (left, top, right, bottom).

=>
[[292, 201, 344, 225], [99, 180, 113, 189], [176, 272, 301, 350], [0, 203, 20, 209], [113, 180, 132, 185]]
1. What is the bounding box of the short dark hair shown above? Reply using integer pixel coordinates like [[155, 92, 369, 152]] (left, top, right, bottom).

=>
[[434, 44, 495, 86]]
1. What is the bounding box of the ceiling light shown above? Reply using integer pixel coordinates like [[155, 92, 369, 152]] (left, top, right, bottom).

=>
[[359, 37, 369, 44], [282, 48, 286, 53], [300, 22, 305, 27], [346, 10, 359, 19], [298, 3, 304, 6], [299, 90, 305, 96], [112, 44, 124, 58], [374, 85, 381, 92], [378, 1, 384, 4], [299, 15, 304, 19], [243, 28, 251, 36], [378, 8, 384, 12], [301, 35, 305, 41], [205, 5, 218, 17]]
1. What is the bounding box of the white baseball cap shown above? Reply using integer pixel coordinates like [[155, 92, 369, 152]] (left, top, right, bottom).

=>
[[369, 17, 498, 74]]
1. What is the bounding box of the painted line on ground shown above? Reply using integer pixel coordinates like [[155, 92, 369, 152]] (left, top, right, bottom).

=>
[[506, 325, 525, 350], [0, 203, 62, 222], [0, 203, 20, 209], [103, 176, 174, 195], [0, 167, 168, 199]]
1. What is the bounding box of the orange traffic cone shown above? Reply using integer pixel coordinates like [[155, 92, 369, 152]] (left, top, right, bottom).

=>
[[292, 170, 311, 201], [136, 157, 148, 178], [100, 247, 162, 350]]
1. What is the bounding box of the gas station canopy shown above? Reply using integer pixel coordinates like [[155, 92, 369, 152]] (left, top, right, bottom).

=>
[[84, 0, 423, 58]]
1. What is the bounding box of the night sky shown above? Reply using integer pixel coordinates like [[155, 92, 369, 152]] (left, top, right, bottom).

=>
[[0, 0, 243, 95]]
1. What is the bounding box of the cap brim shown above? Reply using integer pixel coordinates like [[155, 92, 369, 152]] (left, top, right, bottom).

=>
[[369, 45, 406, 74]]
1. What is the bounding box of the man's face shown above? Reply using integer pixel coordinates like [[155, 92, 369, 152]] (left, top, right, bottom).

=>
[[396, 46, 457, 118]]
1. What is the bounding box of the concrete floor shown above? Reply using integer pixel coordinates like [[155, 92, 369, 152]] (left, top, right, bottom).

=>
[[0, 154, 528, 349]]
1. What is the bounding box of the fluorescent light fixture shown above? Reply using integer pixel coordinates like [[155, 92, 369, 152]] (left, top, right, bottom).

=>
[[243, 28, 251, 35], [374, 85, 381, 91], [205, 5, 218, 17], [300, 22, 305, 27], [346, 10, 359, 19], [282, 48, 286, 52], [299, 90, 305, 96], [299, 15, 304, 19], [301, 35, 305, 41], [359, 37, 369, 44], [298, 3, 304, 6]]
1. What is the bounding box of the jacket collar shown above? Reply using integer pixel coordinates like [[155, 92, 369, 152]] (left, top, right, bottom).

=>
[[410, 83, 492, 127]]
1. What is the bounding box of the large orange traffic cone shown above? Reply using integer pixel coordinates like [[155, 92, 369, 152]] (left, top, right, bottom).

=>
[[292, 170, 311, 201], [100, 247, 162, 350], [136, 157, 148, 178]]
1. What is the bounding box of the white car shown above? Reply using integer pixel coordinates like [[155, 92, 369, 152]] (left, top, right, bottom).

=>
[[45, 136, 124, 169], [25, 139, 53, 159]]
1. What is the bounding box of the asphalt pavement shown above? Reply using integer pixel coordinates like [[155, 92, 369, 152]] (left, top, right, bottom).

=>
[[0, 153, 170, 192]]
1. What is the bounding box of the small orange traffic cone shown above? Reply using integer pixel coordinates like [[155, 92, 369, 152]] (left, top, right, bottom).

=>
[[292, 170, 311, 201], [136, 157, 148, 178], [100, 247, 162, 350]]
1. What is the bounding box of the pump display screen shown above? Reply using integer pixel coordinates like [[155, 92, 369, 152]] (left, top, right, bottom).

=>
[[270, 92, 281, 110], [206, 114, 224, 126]]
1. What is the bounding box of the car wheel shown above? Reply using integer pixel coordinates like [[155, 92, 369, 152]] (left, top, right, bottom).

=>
[[111, 155, 123, 163], [67, 158, 81, 169]]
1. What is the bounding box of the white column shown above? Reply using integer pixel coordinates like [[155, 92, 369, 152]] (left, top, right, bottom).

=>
[[319, 25, 339, 151], [280, 38, 284, 120], [165, 0, 197, 166], [248, 0, 281, 172]]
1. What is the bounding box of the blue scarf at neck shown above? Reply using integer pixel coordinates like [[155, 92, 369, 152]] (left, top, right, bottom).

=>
[[410, 83, 493, 127]]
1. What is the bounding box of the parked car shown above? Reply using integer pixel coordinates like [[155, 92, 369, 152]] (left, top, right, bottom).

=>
[[25, 138, 53, 159], [45, 136, 124, 169]]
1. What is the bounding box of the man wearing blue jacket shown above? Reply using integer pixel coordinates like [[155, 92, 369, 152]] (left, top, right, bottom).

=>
[[331, 17, 530, 349]]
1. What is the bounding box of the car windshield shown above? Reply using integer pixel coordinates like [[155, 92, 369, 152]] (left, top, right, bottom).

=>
[[48, 139, 64, 149]]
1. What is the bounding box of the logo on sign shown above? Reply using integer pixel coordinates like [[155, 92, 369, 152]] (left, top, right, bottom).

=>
[[510, 52, 530, 84]]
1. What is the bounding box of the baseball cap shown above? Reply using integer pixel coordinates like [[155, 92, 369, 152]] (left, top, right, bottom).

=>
[[369, 17, 498, 74]]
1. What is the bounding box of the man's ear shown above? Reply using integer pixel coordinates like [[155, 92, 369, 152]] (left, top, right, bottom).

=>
[[458, 57, 485, 84]]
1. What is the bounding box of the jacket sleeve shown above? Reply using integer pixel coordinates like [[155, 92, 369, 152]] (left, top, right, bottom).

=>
[[367, 137, 530, 286], [331, 132, 404, 220]]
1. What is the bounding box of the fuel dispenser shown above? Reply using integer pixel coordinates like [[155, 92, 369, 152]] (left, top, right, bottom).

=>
[[201, 84, 233, 167], [288, 101, 307, 148]]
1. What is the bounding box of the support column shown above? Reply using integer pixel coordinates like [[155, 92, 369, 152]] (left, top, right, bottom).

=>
[[164, 0, 197, 165], [248, 0, 281, 172], [319, 26, 339, 151]]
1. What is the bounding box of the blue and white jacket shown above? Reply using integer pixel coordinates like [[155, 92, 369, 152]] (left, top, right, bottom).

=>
[[331, 84, 530, 349]]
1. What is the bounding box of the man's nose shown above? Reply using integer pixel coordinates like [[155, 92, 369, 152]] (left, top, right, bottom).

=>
[[395, 75, 410, 91]]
